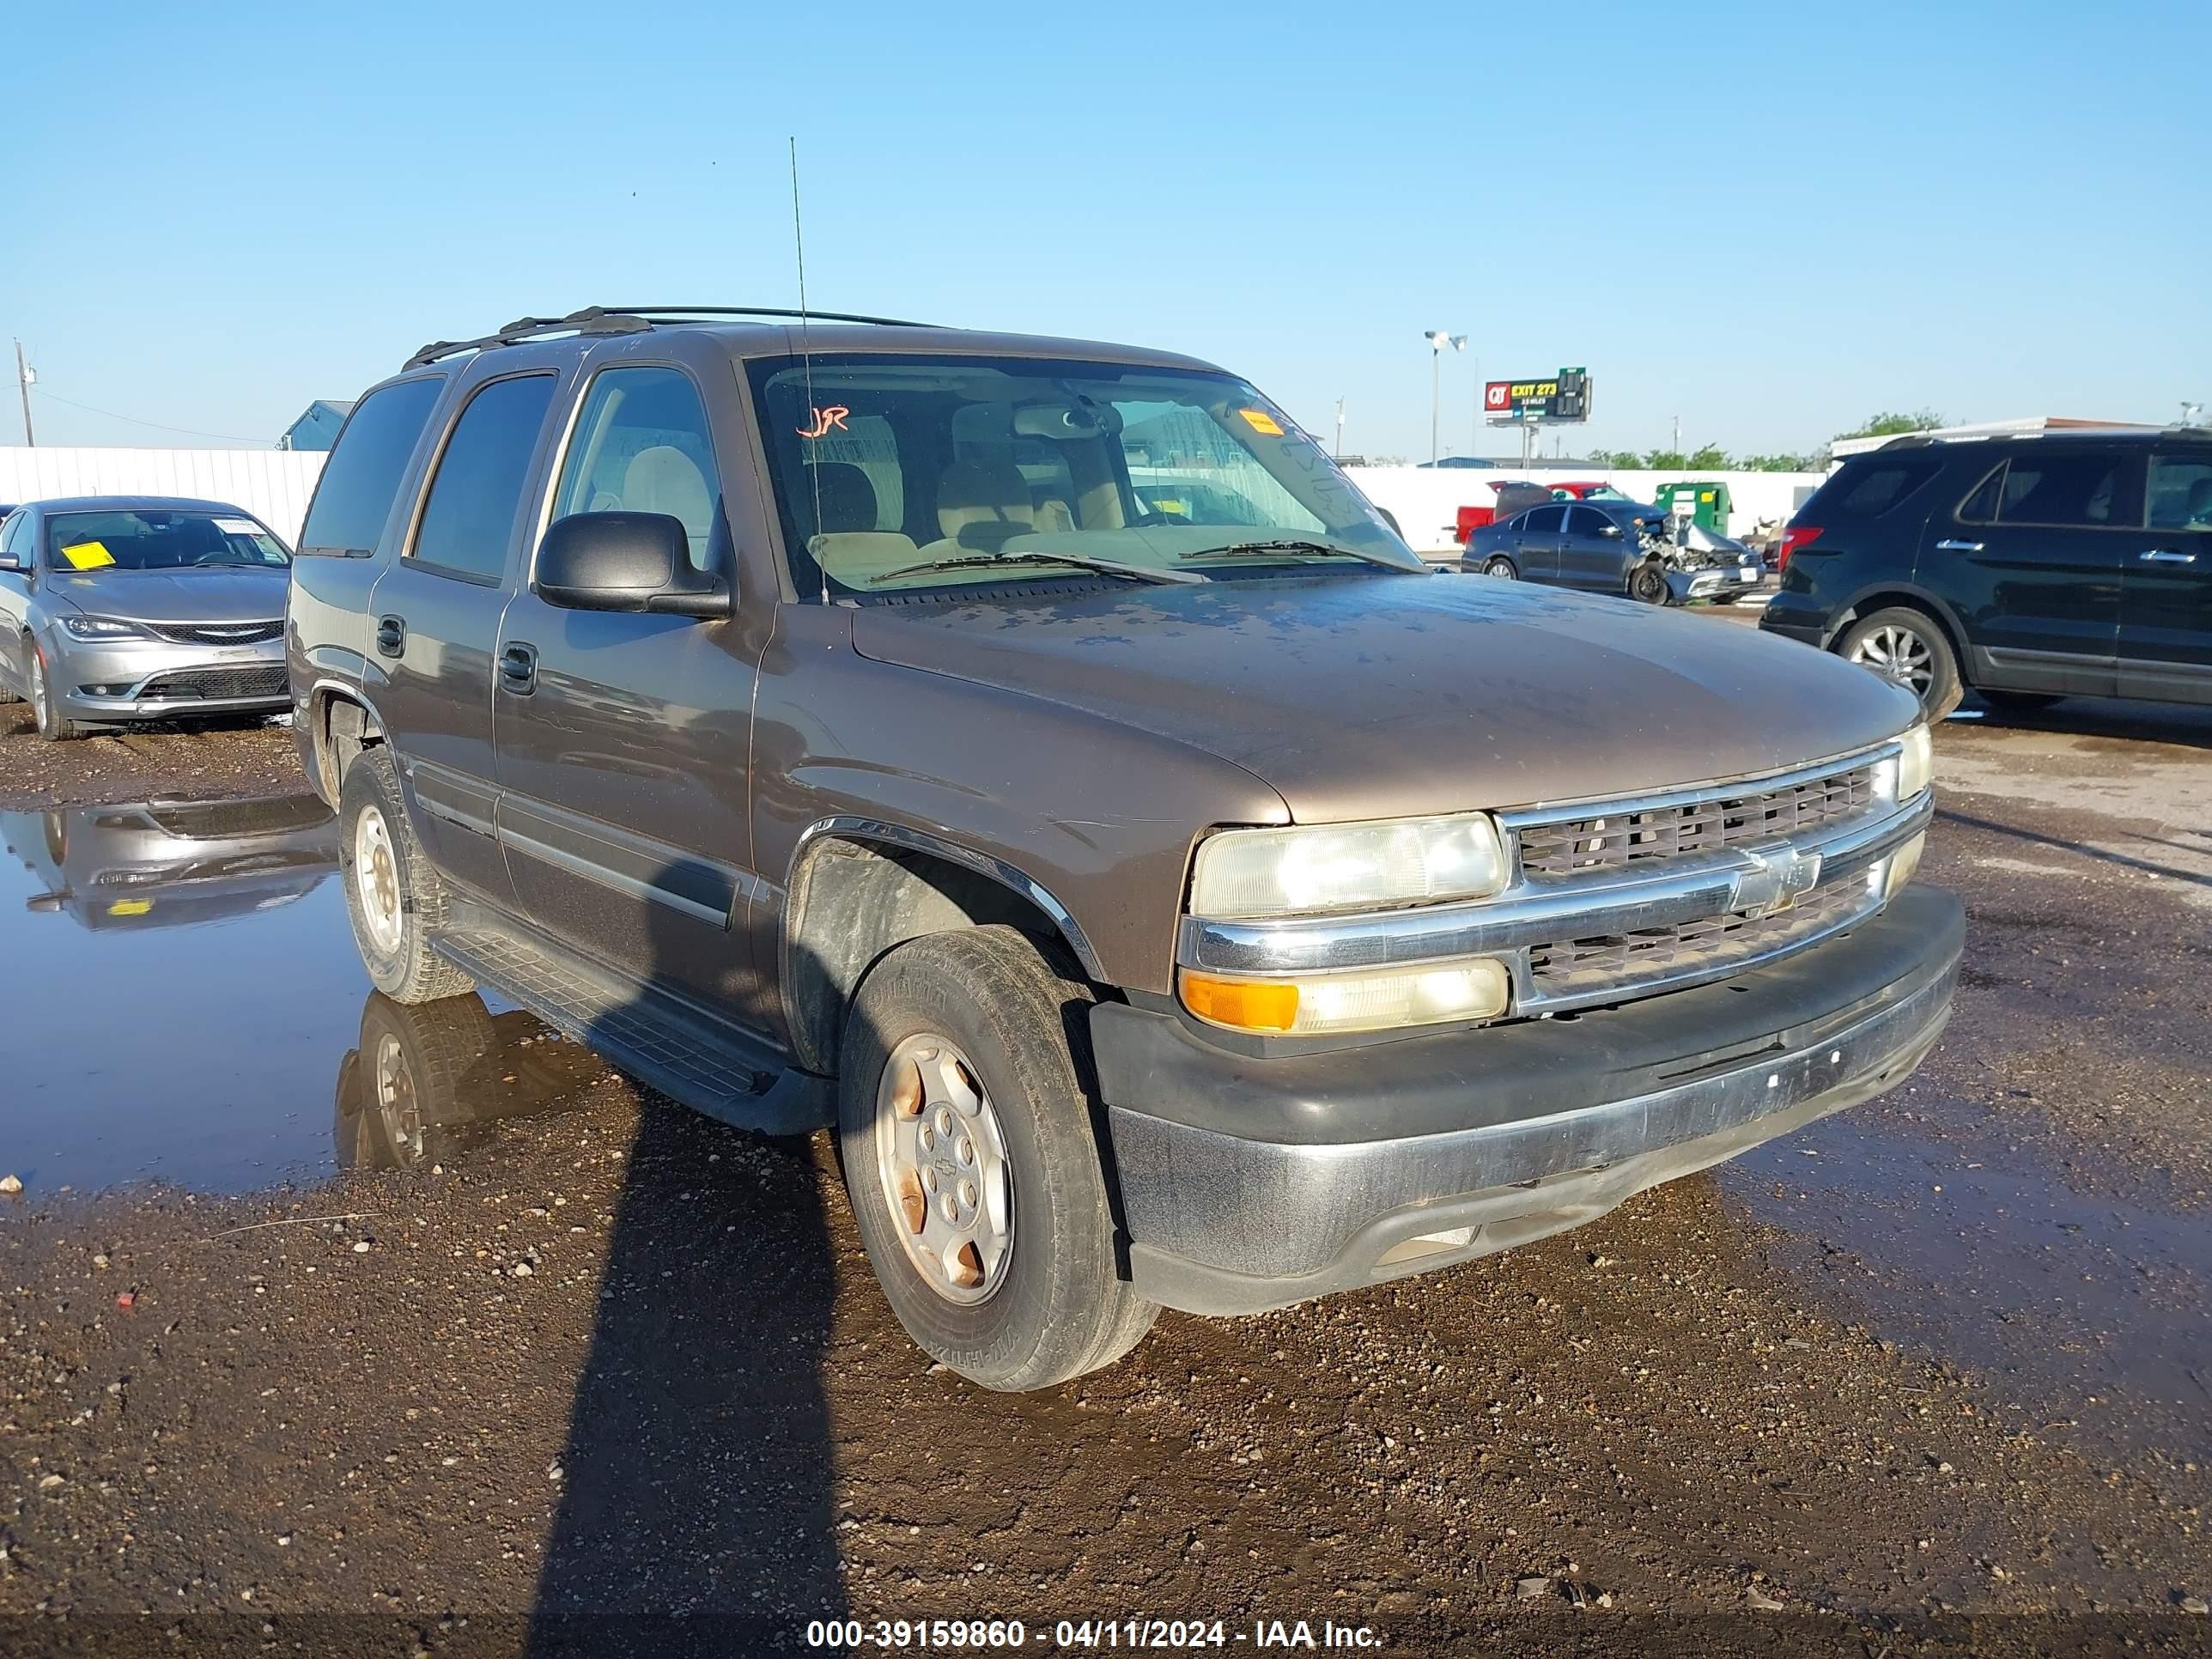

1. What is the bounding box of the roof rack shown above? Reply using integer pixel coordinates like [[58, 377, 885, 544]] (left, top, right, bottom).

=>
[[404, 304, 936, 370]]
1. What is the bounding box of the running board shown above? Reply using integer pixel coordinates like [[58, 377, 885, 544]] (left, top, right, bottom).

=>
[[433, 925, 832, 1136]]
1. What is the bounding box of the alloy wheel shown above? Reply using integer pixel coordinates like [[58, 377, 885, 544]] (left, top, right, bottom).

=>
[[1849, 623, 1934, 696], [873, 1033, 1014, 1304], [354, 805, 406, 956], [373, 1032, 426, 1164]]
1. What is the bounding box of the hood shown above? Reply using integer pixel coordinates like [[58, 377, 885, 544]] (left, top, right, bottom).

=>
[[850, 574, 1920, 821], [49, 567, 289, 624]]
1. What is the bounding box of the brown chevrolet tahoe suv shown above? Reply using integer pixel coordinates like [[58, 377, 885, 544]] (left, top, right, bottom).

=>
[[288, 306, 1960, 1391]]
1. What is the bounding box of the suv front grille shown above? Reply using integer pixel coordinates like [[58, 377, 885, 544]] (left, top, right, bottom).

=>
[[138, 666, 289, 702], [147, 621, 284, 646], [1527, 877, 1863, 996], [1516, 763, 1876, 879]]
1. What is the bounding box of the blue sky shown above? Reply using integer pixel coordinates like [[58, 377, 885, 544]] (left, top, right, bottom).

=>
[[9, 0, 2209, 460]]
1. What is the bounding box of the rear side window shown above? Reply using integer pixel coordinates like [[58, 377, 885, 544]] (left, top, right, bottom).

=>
[[1813, 455, 1943, 519], [1994, 452, 2142, 528], [2148, 454, 2212, 530], [297, 378, 443, 556], [410, 374, 558, 582]]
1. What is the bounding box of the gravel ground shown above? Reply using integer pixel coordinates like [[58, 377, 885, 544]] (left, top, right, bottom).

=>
[[3, 646, 2209, 1657]]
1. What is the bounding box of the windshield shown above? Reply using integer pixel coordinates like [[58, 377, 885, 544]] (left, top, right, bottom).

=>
[[746, 354, 1423, 596], [42, 509, 289, 573]]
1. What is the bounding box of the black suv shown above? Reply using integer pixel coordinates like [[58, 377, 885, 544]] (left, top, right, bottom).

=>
[[1760, 428, 2212, 716]]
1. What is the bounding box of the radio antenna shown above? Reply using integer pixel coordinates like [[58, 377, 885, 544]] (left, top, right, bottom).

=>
[[790, 137, 830, 605]]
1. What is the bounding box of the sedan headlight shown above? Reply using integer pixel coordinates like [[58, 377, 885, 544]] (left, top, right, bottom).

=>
[[59, 615, 152, 641], [1188, 811, 1509, 920]]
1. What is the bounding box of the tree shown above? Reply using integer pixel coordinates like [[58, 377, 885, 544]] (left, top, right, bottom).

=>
[[1740, 452, 1819, 472], [1833, 410, 1944, 442], [1590, 449, 1644, 469], [1641, 448, 1689, 470], [1686, 443, 1729, 469]]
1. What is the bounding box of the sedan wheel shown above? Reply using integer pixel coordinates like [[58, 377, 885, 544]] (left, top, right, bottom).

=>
[[28, 650, 82, 742], [1627, 562, 1669, 605]]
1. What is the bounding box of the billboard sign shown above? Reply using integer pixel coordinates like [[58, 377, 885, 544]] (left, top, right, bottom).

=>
[[1483, 368, 1591, 424]]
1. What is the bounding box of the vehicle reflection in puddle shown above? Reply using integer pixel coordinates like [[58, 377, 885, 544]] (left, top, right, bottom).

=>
[[0, 793, 595, 1194], [334, 994, 604, 1171], [1723, 1110, 2211, 1462]]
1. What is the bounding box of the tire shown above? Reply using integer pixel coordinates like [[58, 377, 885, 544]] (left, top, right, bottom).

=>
[[1480, 556, 1517, 580], [27, 647, 83, 741], [1627, 562, 1669, 605], [336, 993, 499, 1170], [1977, 690, 2062, 714], [1838, 606, 1963, 719], [836, 925, 1158, 1392], [337, 747, 476, 1003]]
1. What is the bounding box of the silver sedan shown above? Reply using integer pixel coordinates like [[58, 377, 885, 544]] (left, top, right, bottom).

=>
[[0, 495, 293, 740]]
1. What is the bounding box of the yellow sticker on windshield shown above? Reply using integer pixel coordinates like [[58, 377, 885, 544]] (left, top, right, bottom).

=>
[[106, 899, 154, 917], [61, 540, 116, 569], [1237, 409, 1285, 436]]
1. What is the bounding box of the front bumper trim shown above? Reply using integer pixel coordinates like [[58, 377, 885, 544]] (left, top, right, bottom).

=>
[[1103, 887, 1961, 1315]]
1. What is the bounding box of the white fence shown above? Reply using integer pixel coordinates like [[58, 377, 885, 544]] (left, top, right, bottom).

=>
[[1345, 465, 1827, 555], [0, 448, 328, 544]]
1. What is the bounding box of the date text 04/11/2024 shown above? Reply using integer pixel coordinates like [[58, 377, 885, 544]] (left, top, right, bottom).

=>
[[803, 1619, 1382, 1650]]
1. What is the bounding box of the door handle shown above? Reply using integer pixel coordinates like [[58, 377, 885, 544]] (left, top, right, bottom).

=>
[[498, 641, 538, 695], [1936, 539, 1984, 553], [2139, 549, 2199, 564], [374, 614, 406, 658]]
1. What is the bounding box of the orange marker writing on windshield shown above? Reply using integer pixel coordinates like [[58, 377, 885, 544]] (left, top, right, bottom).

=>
[[798, 405, 851, 439]]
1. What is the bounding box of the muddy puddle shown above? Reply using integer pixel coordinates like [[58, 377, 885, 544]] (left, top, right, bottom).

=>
[[0, 793, 599, 1194], [1724, 1108, 2211, 1467]]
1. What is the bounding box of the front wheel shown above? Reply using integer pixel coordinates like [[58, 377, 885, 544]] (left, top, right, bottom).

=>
[[1838, 606, 1962, 719], [1627, 562, 1669, 605], [836, 925, 1157, 1392], [337, 748, 477, 1003], [28, 648, 83, 741], [1480, 555, 1517, 580]]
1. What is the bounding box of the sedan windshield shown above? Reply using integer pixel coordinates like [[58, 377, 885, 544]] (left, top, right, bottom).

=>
[[43, 509, 289, 573], [747, 354, 1423, 596]]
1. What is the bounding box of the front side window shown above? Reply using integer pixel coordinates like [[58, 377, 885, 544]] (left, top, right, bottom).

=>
[[410, 374, 558, 582], [2148, 454, 2212, 530], [299, 376, 444, 556], [1994, 451, 2142, 528], [41, 509, 288, 572], [1565, 505, 1611, 537], [746, 354, 1420, 596], [550, 366, 721, 571]]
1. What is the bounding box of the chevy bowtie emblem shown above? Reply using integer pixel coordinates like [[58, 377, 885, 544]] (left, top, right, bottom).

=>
[[1733, 845, 1822, 917]]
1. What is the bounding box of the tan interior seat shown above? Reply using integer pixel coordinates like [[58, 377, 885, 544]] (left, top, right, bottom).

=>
[[805, 461, 918, 585], [936, 458, 1036, 543], [622, 446, 714, 566]]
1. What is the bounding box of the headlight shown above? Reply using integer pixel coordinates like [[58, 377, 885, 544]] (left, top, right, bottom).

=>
[[1896, 723, 1933, 798], [59, 616, 151, 641], [1188, 811, 1508, 920], [1180, 957, 1512, 1036]]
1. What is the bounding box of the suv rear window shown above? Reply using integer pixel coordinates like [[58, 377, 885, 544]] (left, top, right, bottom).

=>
[[1806, 455, 1943, 519], [298, 377, 444, 556]]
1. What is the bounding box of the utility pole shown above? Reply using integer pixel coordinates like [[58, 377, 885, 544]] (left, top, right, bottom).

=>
[[13, 341, 33, 447], [1334, 397, 1345, 459], [1424, 331, 1466, 465], [1671, 413, 1680, 457]]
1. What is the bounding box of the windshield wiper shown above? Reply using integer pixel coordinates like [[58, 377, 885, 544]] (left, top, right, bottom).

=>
[[1180, 538, 1406, 570], [867, 552, 1203, 587]]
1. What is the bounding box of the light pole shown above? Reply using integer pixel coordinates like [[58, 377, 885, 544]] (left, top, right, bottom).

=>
[[1425, 331, 1465, 465], [1334, 397, 1345, 459], [13, 342, 33, 448]]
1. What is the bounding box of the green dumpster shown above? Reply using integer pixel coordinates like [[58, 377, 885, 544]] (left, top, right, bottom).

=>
[[1651, 480, 1733, 537]]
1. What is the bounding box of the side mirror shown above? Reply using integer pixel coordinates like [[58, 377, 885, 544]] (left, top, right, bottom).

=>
[[0, 551, 25, 574], [535, 512, 731, 619]]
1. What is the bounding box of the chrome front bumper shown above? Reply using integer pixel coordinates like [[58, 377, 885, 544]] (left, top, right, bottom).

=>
[[1101, 885, 1962, 1315]]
